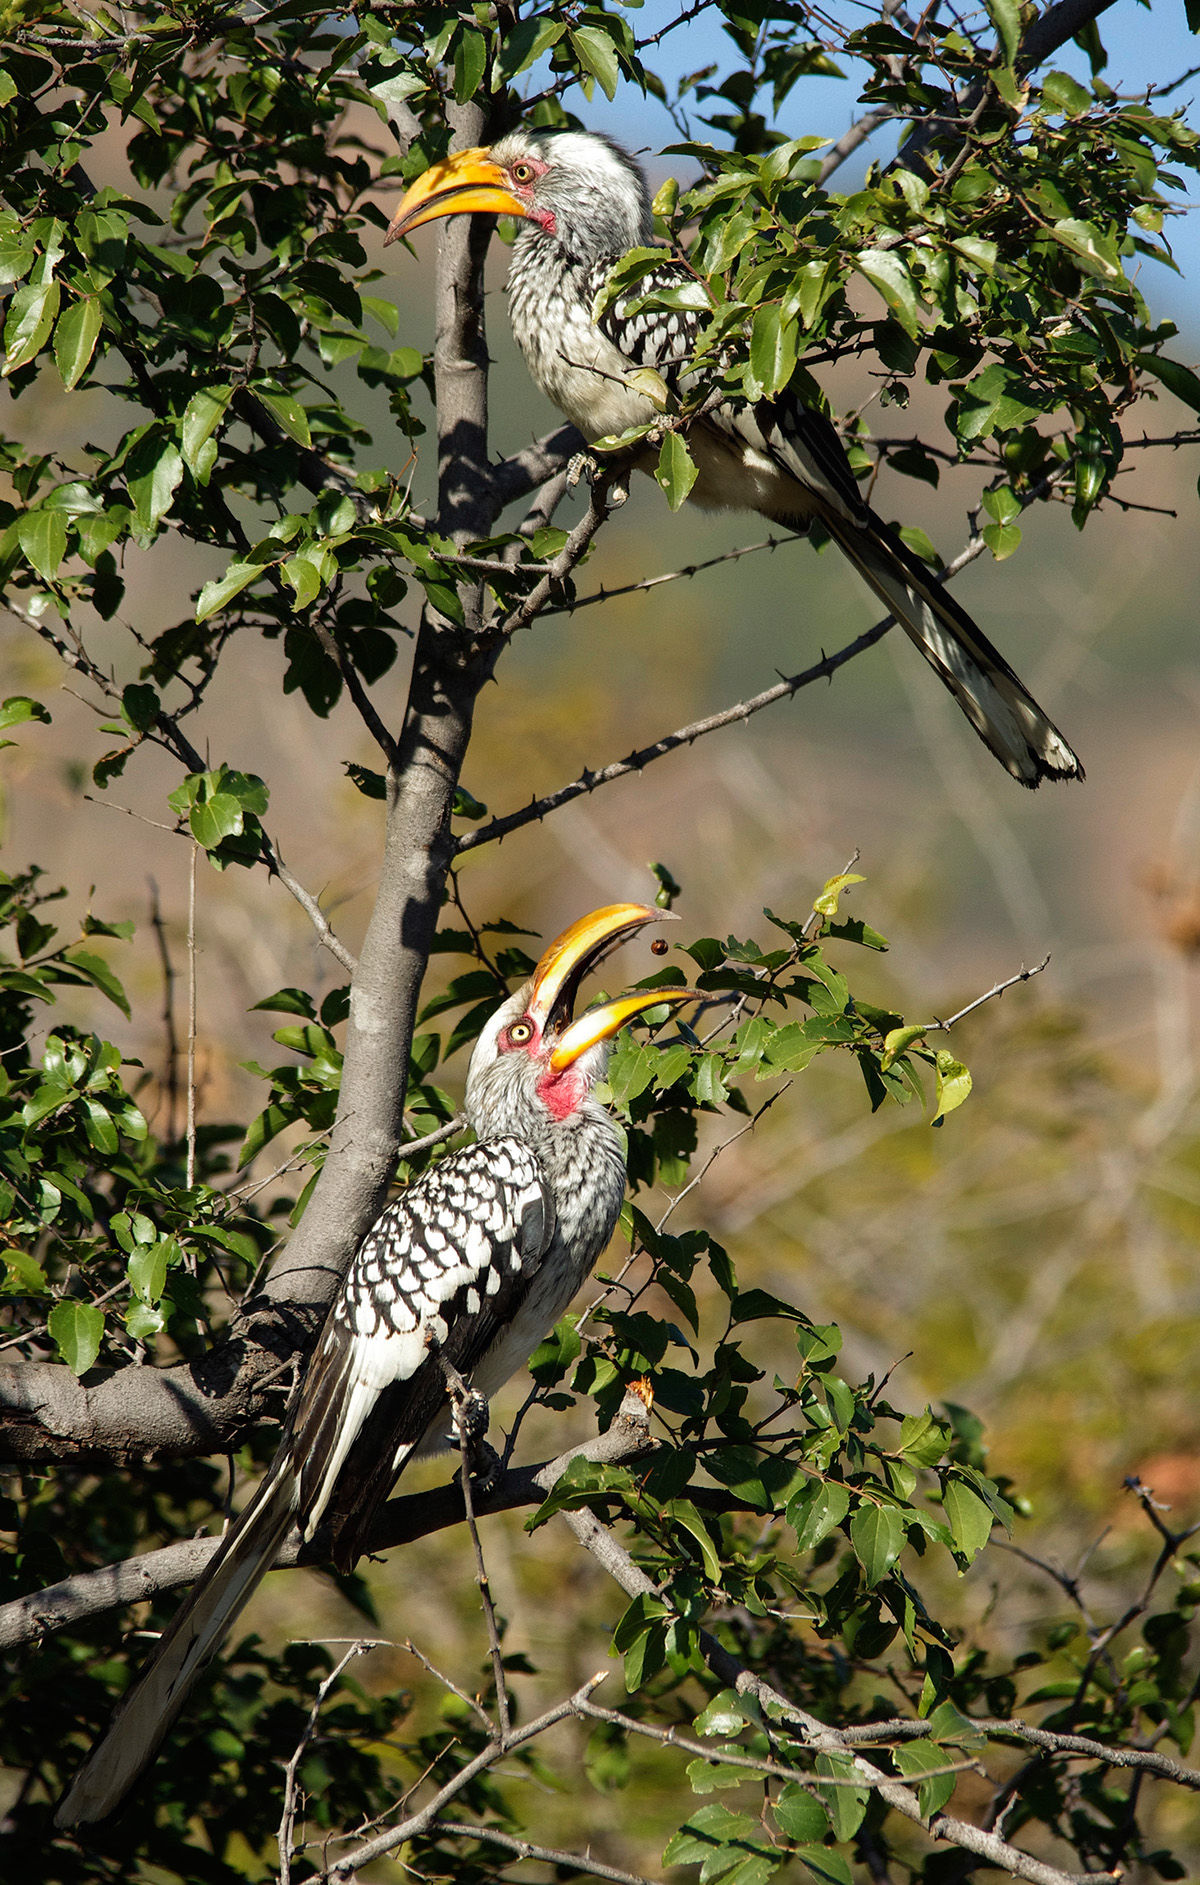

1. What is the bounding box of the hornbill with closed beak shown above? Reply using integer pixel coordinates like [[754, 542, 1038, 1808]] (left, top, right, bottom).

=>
[[56, 902, 693, 1828], [386, 129, 1082, 790]]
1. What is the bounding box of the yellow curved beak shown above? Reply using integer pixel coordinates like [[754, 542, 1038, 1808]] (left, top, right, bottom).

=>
[[549, 987, 697, 1073], [520, 902, 696, 1070], [384, 148, 529, 246]]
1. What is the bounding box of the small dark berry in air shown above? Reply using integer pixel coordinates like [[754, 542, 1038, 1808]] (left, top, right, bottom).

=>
[[650, 938, 668, 956]]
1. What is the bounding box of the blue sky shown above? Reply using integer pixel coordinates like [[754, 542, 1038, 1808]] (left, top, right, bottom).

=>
[[557, 0, 1200, 334]]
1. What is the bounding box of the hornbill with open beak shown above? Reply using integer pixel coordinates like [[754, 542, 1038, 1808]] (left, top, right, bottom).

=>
[[386, 129, 1082, 790], [56, 902, 693, 1827]]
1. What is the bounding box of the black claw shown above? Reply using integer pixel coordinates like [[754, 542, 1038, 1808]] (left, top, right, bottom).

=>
[[469, 1438, 502, 1496]]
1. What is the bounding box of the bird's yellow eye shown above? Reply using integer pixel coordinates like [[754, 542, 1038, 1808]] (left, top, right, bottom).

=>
[[510, 161, 535, 185], [508, 1019, 533, 1044]]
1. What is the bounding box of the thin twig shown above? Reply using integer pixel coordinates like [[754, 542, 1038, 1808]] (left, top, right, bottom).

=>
[[456, 612, 895, 855], [438, 1355, 510, 1742], [261, 835, 357, 974], [398, 1638, 494, 1736], [314, 1673, 612, 1881], [148, 877, 180, 1143], [401, 1114, 465, 1157], [433, 1820, 655, 1885], [278, 1642, 383, 1885], [920, 955, 1051, 1033], [186, 841, 197, 1191], [655, 1090, 786, 1234], [536, 533, 797, 619]]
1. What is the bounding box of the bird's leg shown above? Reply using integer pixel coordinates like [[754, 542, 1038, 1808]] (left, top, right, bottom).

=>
[[438, 1353, 501, 1492], [566, 448, 629, 510], [566, 448, 598, 490]]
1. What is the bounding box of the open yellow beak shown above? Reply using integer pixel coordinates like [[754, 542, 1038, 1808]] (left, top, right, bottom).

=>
[[384, 148, 529, 246], [520, 902, 696, 1071], [549, 987, 697, 1073]]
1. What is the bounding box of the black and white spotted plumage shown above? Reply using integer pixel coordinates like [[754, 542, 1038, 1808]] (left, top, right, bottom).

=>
[[291, 1138, 553, 1568], [491, 129, 1083, 789], [56, 905, 668, 1829]]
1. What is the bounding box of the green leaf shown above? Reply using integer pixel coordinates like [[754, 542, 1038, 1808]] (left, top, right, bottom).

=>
[[941, 1476, 994, 1562], [655, 431, 699, 510], [3, 1248, 48, 1295], [932, 1051, 972, 1122], [613, 1590, 671, 1691], [981, 521, 1022, 561], [899, 1408, 950, 1467], [1051, 218, 1121, 281], [53, 297, 102, 391], [795, 1849, 853, 1885], [0, 222, 35, 286], [772, 1784, 829, 1842], [815, 1752, 869, 1841], [125, 1300, 166, 1341], [664, 1803, 759, 1869], [855, 250, 920, 338], [4, 277, 60, 375], [694, 1691, 756, 1738], [950, 236, 998, 273], [787, 1479, 850, 1551], [64, 949, 131, 1017], [850, 1501, 905, 1586], [1040, 69, 1092, 115], [283, 552, 323, 609], [498, 14, 564, 79], [570, 24, 621, 100], [984, 0, 1021, 65], [196, 557, 271, 622], [16, 511, 67, 581], [748, 302, 798, 397], [1136, 353, 1200, 414], [898, 525, 941, 568], [128, 442, 183, 531], [128, 1238, 170, 1304], [182, 384, 234, 473], [453, 26, 487, 102], [252, 387, 311, 448], [813, 871, 865, 917], [48, 1300, 104, 1376], [82, 1097, 119, 1154], [893, 1738, 959, 1815], [880, 1025, 925, 1071], [666, 1499, 724, 1584], [761, 1024, 819, 1074], [0, 697, 50, 731], [687, 1757, 750, 1794]]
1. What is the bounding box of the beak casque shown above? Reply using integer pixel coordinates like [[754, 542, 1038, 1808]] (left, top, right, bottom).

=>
[[520, 903, 695, 1072], [384, 148, 529, 246]]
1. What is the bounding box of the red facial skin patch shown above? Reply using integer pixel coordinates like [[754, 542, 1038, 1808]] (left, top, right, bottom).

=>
[[537, 1067, 586, 1120]]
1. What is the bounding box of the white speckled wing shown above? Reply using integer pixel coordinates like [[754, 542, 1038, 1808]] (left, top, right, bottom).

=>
[[288, 1138, 554, 1561]]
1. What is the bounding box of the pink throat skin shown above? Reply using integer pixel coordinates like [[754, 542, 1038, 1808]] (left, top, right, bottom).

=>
[[536, 1065, 585, 1120]]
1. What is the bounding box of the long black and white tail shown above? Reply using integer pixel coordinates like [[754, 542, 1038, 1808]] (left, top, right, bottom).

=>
[[825, 508, 1083, 788], [55, 1459, 299, 1829]]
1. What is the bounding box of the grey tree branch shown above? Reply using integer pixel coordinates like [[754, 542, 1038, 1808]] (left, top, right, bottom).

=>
[[0, 1394, 657, 1651], [838, 1716, 1200, 1789], [0, 104, 508, 1468], [491, 424, 585, 511], [545, 1485, 1120, 1885]]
